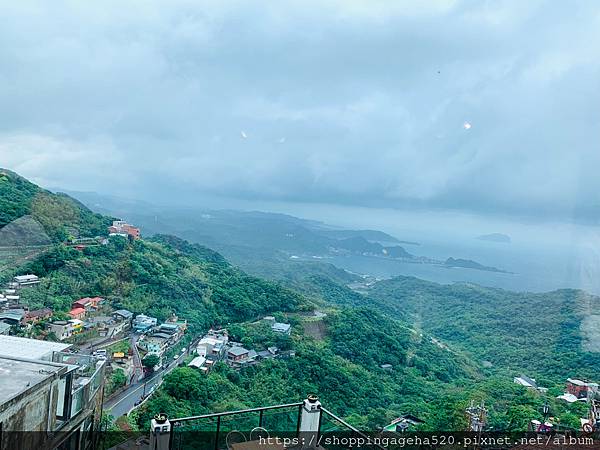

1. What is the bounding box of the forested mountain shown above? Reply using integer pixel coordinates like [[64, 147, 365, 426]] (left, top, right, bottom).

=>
[[0, 169, 111, 242], [366, 276, 600, 383], [0, 170, 590, 432]]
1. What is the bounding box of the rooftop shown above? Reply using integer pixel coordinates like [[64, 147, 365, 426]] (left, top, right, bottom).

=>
[[272, 322, 291, 333], [228, 346, 249, 356], [567, 378, 598, 387], [0, 356, 65, 406], [188, 356, 206, 368], [150, 332, 173, 340], [0, 309, 25, 321], [13, 274, 39, 282], [0, 335, 71, 360], [198, 336, 226, 346], [25, 308, 52, 318]]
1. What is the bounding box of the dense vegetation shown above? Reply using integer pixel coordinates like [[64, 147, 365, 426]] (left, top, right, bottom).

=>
[[0, 169, 110, 242], [16, 235, 305, 330], [1, 170, 593, 433], [133, 307, 587, 432], [367, 276, 600, 383]]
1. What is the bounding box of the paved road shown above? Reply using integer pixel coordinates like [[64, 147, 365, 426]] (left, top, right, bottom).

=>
[[104, 347, 191, 419]]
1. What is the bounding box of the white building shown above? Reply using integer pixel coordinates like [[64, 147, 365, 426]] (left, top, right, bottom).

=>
[[272, 322, 292, 334], [188, 356, 207, 370], [196, 330, 229, 360], [13, 274, 40, 287]]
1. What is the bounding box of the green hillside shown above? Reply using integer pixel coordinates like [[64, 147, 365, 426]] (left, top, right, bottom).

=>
[[367, 276, 600, 382], [16, 235, 306, 329], [1, 170, 590, 432], [0, 169, 111, 242]]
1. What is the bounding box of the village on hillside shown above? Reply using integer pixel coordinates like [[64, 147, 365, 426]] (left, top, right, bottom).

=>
[[0, 219, 299, 416], [1, 218, 598, 441]]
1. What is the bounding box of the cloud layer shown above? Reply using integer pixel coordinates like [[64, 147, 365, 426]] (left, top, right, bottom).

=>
[[1, 0, 599, 220]]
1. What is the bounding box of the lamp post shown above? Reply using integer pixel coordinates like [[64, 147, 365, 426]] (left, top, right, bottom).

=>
[[540, 401, 550, 432], [542, 402, 550, 421]]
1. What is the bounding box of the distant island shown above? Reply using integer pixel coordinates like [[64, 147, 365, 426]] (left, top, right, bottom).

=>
[[444, 257, 510, 273], [477, 233, 511, 243]]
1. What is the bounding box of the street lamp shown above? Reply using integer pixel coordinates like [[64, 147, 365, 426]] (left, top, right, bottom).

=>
[[542, 402, 550, 422]]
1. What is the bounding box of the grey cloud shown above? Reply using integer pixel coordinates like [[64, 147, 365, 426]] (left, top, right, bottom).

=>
[[0, 0, 599, 220]]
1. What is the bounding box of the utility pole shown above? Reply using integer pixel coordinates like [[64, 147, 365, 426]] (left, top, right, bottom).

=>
[[465, 400, 487, 432]]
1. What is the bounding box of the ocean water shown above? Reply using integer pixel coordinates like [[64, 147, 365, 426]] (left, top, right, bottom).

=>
[[254, 201, 600, 295]]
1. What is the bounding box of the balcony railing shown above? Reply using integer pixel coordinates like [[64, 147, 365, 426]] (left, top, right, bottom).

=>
[[150, 396, 385, 450]]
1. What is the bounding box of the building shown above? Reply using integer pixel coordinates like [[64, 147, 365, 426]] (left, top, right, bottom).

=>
[[72, 296, 103, 311], [227, 346, 249, 361], [0, 322, 11, 335], [512, 374, 547, 392], [4, 294, 20, 304], [47, 320, 73, 341], [384, 415, 425, 432], [0, 335, 105, 449], [272, 322, 292, 334], [0, 308, 25, 326], [188, 356, 207, 371], [257, 350, 274, 360], [69, 319, 84, 335], [12, 274, 40, 287], [133, 314, 158, 333], [69, 307, 86, 320], [224, 344, 258, 369], [108, 220, 141, 239], [23, 307, 53, 324], [566, 378, 599, 399], [0, 334, 71, 360], [138, 334, 170, 354], [196, 330, 229, 361], [556, 393, 583, 403], [158, 322, 180, 337], [113, 309, 134, 322]]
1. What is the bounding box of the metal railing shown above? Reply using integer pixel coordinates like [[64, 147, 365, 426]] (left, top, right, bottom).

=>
[[168, 402, 304, 450], [320, 407, 386, 450], [149, 397, 388, 450]]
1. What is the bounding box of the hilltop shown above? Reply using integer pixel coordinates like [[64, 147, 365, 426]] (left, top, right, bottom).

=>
[[0, 169, 111, 242]]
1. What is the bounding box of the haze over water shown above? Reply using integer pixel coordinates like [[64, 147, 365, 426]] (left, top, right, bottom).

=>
[[243, 200, 600, 295]]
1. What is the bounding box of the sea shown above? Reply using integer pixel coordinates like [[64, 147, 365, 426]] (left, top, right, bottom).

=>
[[253, 202, 600, 295]]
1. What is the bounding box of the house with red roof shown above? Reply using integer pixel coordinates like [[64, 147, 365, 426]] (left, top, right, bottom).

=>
[[23, 308, 53, 324], [72, 297, 104, 311], [69, 307, 86, 320]]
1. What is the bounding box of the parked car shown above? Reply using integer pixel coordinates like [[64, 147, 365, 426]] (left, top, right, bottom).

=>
[[93, 349, 107, 360]]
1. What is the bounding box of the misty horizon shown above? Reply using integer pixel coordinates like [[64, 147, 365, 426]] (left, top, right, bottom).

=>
[[1, 1, 599, 223]]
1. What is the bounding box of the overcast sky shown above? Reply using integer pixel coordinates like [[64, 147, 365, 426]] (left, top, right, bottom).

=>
[[1, 0, 599, 222]]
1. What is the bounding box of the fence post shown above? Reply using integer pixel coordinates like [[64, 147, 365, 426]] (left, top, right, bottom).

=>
[[299, 395, 321, 449], [150, 413, 171, 450]]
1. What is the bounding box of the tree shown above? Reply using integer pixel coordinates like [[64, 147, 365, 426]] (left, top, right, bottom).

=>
[[111, 369, 127, 389], [142, 354, 160, 371]]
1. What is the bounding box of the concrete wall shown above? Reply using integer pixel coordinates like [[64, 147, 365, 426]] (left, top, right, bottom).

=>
[[0, 377, 59, 450]]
